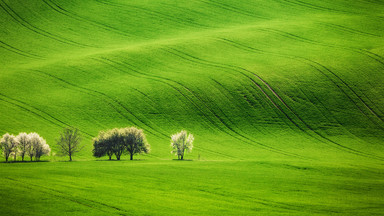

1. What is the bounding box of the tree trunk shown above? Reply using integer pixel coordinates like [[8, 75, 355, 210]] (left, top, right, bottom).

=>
[[30, 156, 33, 162], [5, 155, 8, 162], [21, 154, 24, 162], [69, 154, 72, 161], [181, 155, 183, 160], [116, 154, 120, 160], [109, 155, 111, 160], [14, 154, 16, 161], [130, 154, 133, 160]]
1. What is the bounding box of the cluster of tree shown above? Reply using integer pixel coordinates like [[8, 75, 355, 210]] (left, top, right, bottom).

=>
[[1, 127, 196, 162], [93, 127, 150, 160], [0, 132, 51, 162]]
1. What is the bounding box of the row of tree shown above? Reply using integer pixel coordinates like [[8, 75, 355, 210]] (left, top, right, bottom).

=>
[[0, 132, 51, 162], [1, 127, 195, 162]]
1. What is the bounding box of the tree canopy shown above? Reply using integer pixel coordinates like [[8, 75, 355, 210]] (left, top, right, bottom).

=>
[[93, 127, 150, 160]]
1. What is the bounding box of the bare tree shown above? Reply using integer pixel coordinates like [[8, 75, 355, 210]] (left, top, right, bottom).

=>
[[171, 130, 194, 160], [57, 128, 83, 161]]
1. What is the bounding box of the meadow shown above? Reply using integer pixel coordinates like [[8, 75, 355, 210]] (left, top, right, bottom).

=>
[[1, 0, 384, 215]]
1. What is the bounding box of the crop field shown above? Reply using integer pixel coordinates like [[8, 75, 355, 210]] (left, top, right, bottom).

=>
[[1, 0, 384, 215]]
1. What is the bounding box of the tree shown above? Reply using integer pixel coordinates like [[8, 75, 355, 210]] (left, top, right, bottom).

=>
[[92, 127, 150, 160], [29, 133, 50, 161], [121, 127, 150, 160], [0, 133, 18, 162], [16, 132, 30, 161], [93, 131, 114, 160], [171, 130, 194, 160], [110, 128, 125, 160], [57, 127, 83, 161]]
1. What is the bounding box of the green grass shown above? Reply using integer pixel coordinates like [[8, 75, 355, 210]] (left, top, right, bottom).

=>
[[1, 160, 383, 216], [1, 0, 384, 215]]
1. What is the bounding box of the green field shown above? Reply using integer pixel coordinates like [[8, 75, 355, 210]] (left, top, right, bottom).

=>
[[1, 0, 384, 215]]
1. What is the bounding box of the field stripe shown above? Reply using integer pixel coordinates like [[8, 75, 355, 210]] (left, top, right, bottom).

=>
[[214, 38, 384, 160], [0, 93, 93, 138], [218, 37, 384, 128], [41, 0, 135, 38], [3, 177, 130, 215], [0, 41, 42, 59], [31, 69, 163, 139], [0, 0, 89, 48]]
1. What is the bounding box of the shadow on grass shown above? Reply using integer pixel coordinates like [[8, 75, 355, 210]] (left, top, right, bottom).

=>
[[172, 159, 194, 161], [1, 160, 50, 164], [93, 159, 149, 162]]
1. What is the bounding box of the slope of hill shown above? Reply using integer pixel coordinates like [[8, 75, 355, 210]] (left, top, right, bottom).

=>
[[1, 0, 384, 215], [2, 0, 384, 162]]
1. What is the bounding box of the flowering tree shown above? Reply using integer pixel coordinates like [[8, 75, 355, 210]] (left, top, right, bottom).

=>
[[29, 133, 50, 161], [0, 133, 18, 162], [16, 132, 30, 161], [171, 130, 194, 160]]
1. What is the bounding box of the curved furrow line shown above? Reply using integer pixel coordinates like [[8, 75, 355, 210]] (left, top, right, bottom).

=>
[[163, 49, 308, 159], [0, 0, 89, 48], [101, 57, 304, 159], [359, 89, 384, 118], [98, 58, 239, 135], [95, 0, 208, 29], [42, 0, 133, 38], [0, 40, 42, 59], [96, 58, 224, 139], [245, 78, 301, 133], [304, 88, 379, 146], [217, 39, 384, 159], [4, 177, 127, 215], [303, 58, 384, 129], [356, 49, 384, 67], [0, 93, 93, 138], [277, 0, 351, 14], [319, 22, 382, 38], [260, 27, 384, 69], [247, 78, 315, 136], [209, 79, 267, 136], [218, 38, 384, 127], [32, 69, 162, 139], [165, 47, 384, 161], [96, 59, 242, 159], [273, 0, 327, 12], [252, 73, 384, 161], [198, 0, 268, 20]]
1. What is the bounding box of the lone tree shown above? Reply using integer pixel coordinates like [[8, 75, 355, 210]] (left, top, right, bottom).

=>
[[171, 130, 194, 160], [29, 132, 50, 161], [16, 132, 30, 162], [92, 127, 150, 160], [0, 133, 18, 162], [121, 127, 150, 160], [57, 127, 83, 161]]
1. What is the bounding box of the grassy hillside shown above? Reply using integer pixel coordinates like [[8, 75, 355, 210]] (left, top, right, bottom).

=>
[[1, 0, 384, 161], [1, 0, 384, 214]]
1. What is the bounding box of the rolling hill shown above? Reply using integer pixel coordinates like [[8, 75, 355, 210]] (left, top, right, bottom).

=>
[[1, 0, 384, 214]]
